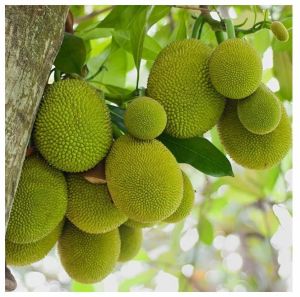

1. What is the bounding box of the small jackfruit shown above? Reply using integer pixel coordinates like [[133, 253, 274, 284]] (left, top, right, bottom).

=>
[[209, 38, 262, 99], [124, 97, 167, 140], [58, 221, 120, 284], [119, 225, 143, 262], [6, 220, 63, 266], [164, 172, 195, 223], [106, 135, 183, 222], [271, 21, 289, 42], [124, 219, 157, 229], [6, 155, 67, 244], [218, 101, 291, 169], [147, 39, 225, 138], [237, 84, 282, 135], [66, 174, 127, 234], [34, 79, 112, 172]]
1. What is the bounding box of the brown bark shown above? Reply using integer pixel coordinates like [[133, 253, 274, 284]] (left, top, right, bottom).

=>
[[5, 5, 69, 229]]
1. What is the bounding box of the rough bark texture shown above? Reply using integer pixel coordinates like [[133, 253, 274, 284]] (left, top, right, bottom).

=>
[[5, 6, 69, 229]]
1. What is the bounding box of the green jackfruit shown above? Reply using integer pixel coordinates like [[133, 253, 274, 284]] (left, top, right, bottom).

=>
[[119, 225, 143, 262], [271, 21, 289, 42], [6, 155, 67, 244], [237, 84, 281, 135], [209, 38, 262, 99], [58, 221, 120, 284], [124, 219, 157, 229], [6, 220, 63, 266], [164, 172, 195, 223], [147, 39, 225, 138], [106, 135, 183, 223], [34, 79, 112, 172], [124, 97, 167, 140], [218, 101, 291, 169], [66, 174, 127, 234]]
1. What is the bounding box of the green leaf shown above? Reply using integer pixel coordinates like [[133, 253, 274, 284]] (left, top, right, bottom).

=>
[[147, 5, 171, 28], [76, 27, 113, 40], [198, 216, 214, 245], [54, 33, 86, 75], [108, 104, 127, 133], [71, 281, 95, 292], [171, 10, 187, 41], [158, 134, 233, 177], [130, 7, 150, 87]]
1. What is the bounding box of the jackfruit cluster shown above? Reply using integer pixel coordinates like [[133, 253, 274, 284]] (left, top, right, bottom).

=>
[[124, 97, 167, 140]]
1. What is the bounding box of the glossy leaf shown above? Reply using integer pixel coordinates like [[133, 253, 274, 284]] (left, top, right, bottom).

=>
[[148, 5, 171, 28], [158, 134, 233, 177], [198, 216, 214, 245]]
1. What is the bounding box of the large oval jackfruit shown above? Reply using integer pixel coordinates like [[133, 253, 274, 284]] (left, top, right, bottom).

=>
[[6, 220, 63, 266], [237, 83, 282, 135], [66, 174, 127, 234], [147, 39, 225, 138], [164, 172, 195, 223], [58, 221, 120, 284], [119, 225, 143, 262], [218, 101, 291, 169], [34, 79, 112, 172], [6, 155, 67, 244], [209, 38, 262, 99], [106, 135, 183, 223], [124, 96, 167, 140]]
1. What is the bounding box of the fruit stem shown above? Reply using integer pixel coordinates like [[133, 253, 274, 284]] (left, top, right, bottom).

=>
[[191, 15, 204, 39], [215, 30, 227, 44], [54, 69, 61, 82], [224, 18, 236, 39]]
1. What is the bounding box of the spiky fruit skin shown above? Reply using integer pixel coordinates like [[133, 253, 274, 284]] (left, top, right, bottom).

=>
[[237, 84, 281, 135], [124, 219, 157, 229], [66, 174, 127, 234], [6, 220, 63, 266], [218, 101, 291, 169], [164, 172, 195, 223], [271, 21, 289, 42], [6, 155, 67, 244], [209, 39, 262, 99], [58, 221, 120, 284], [124, 97, 167, 140], [119, 225, 143, 262], [106, 135, 183, 223], [147, 39, 225, 138], [34, 79, 112, 172]]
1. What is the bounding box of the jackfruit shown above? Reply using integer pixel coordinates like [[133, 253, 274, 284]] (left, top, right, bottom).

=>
[[6, 155, 67, 244], [6, 220, 63, 266], [147, 39, 225, 138], [106, 135, 183, 222], [34, 79, 112, 172], [237, 84, 281, 135], [119, 225, 143, 262], [66, 174, 127, 234], [58, 221, 120, 284], [209, 38, 262, 99], [124, 97, 167, 140], [164, 172, 195, 223], [218, 101, 291, 169], [124, 219, 157, 229], [271, 21, 289, 42]]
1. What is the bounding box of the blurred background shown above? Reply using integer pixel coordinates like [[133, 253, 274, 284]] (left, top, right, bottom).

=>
[[11, 4, 292, 292]]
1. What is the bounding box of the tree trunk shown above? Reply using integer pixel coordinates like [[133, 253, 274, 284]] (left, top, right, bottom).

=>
[[5, 5, 69, 230]]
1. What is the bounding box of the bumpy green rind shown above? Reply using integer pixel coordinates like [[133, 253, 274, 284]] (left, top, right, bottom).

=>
[[124, 97, 167, 140], [218, 101, 291, 169], [209, 38, 262, 99], [66, 174, 127, 234], [6, 220, 64, 266], [124, 219, 158, 229], [119, 225, 143, 262], [237, 83, 282, 135], [164, 172, 195, 223], [271, 21, 289, 42], [34, 79, 112, 172], [147, 39, 225, 138], [6, 155, 67, 244], [58, 221, 120, 284], [106, 135, 183, 222]]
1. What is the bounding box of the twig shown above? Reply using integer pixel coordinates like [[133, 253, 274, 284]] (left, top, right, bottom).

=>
[[74, 6, 113, 24]]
